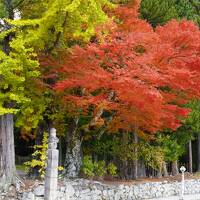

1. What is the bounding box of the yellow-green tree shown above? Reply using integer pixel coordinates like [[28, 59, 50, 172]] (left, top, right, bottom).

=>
[[0, 0, 113, 190]]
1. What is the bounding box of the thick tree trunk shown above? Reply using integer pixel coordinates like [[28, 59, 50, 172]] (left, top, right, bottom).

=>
[[64, 118, 82, 178], [172, 160, 179, 176], [64, 138, 82, 178], [0, 114, 15, 191], [197, 135, 200, 172], [189, 140, 193, 173]]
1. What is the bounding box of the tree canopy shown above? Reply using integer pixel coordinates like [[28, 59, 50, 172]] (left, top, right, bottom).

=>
[[1, 0, 200, 184]]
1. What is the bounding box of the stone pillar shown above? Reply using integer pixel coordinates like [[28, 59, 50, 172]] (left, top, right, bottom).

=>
[[44, 128, 59, 200]]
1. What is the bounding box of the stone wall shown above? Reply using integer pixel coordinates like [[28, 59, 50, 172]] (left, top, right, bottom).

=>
[[14, 178, 200, 200]]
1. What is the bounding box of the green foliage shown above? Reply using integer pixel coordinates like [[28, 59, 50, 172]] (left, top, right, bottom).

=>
[[140, 141, 164, 170], [24, 132, 64, 178], [25, 132, 48, 178], [15, 79, 49, 131], [185, 100, 200, 133], [81, 155, 117, 178], [11, 0, 114, 51], [0, 1, 42, 128], [0, 1, 6, 18], [155, 134, 184, 162], [85, 134, 139, 162], [114, 141, 139, 161], [175, 0, 200, 26], [81, 155, 95, 177], [94, 160, 106, 177], [15, 98, 46, 131], [140, 0, 178, 27], [140, 0, 200, 27], [18, 0, 49, 19], [0, 35, 39, 115], [107, 162, 117, 176]]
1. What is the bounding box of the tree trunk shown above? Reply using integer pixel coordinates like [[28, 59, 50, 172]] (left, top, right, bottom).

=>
[[64, 118, 82, 178], [137, 160, 146, 178], [157, 168, 162, 178], [162, 161, 168, 177], [197, 135, 200, 172], [59, 137, 62, 166], [64, 138, 82, 178], [172, 160, 179, 176], [122, 161, 128, 179], [133, 133, 138, 179], [121, 132, 128, 179], [189, 140, 193, 173], [0, 114, 15, 191]]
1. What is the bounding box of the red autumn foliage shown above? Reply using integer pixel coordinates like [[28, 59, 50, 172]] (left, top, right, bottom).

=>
[[46, 1, 200, 134]]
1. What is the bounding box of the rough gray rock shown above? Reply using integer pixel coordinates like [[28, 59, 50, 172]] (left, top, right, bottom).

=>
[[33, 185, 45, 197], [21, 192, 35, 200]]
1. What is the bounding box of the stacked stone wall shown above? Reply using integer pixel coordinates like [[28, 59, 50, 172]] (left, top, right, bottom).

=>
[[14, 178, 200, 200]]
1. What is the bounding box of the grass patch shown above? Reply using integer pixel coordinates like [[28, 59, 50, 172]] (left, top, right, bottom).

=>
[[16, 164, 26, 171]]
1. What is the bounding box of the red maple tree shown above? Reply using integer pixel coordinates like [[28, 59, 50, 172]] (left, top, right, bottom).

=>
[[47, 0, 200, 135]]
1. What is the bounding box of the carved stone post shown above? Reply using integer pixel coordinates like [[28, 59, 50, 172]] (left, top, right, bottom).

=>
[[44, 128, 59, 200]]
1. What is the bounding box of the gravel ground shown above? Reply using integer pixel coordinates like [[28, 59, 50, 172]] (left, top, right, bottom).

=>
[[148, 193, 200, 200]]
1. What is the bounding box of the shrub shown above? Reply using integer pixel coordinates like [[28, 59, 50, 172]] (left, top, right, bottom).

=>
[[107, 162, 117, 177], [24, 132, 64, 178], [81, 155, 94, 177], [81, 156, 117, 178], [94, 160, 106, 177], [24, 132, 48, 178]]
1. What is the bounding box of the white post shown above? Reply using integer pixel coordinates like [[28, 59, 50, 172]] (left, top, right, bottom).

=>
[[44, 128, 59, 200], [180, 166, 186, 200]]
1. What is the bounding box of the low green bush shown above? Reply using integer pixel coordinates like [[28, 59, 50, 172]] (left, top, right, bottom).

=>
[[81, 155, 95, 177], [107, 162, 117, 176], [81, 155, 118, 178], [94, 160, 106, 177]]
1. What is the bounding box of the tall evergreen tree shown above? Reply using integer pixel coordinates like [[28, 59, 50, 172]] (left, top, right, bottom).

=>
[[140, 0, 200, 27], [140, 0, 178, 27]]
